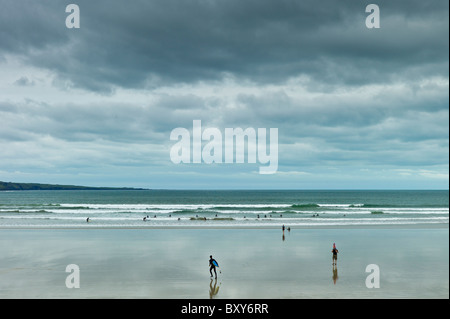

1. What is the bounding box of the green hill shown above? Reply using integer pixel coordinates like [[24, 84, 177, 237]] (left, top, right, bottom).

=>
[[0, 181, 146, 191]]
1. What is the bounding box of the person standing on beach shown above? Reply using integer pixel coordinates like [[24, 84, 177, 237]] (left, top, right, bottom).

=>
[[332, 243, 339, 265], [209, 255, 219, 278]]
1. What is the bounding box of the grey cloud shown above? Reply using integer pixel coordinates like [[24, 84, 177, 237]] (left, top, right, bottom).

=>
[[0, 1, 67, 53], [1, 0, 448, 92], [0, 0, 448, 189], [0, 93, 213, 144], [2, 76, 447, 168], [14, 76, 35, 86]]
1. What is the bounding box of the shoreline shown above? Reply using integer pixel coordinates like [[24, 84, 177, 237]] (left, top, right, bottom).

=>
[[1, 222, 448, 230]]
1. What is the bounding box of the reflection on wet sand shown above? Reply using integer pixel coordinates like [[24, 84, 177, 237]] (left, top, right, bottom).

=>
[[209, 278, 220, 299], [0, 228, 447, 298], [332, 264, 338, 285]]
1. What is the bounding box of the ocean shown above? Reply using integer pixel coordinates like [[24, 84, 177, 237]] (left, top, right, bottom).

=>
[[0, 190, 448, 228]]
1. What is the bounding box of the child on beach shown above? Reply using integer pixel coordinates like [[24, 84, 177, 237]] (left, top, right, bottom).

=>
[[332, 243, 339, 265]]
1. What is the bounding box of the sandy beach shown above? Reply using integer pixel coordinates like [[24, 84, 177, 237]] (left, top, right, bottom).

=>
[[0, 225, 448, 299]]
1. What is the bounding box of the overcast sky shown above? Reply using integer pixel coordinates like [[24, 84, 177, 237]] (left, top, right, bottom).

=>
[[0, 0, 448, 189]]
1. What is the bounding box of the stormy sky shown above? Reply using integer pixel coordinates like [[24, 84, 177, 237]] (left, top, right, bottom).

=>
[[0, 0, 448, 189]]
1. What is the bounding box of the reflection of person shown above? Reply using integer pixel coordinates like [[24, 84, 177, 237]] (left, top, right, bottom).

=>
[[209, 278, 220, 299], [332, 243, 339, 265], [209, 255, 218, 278], [332, 264, 338, 285]]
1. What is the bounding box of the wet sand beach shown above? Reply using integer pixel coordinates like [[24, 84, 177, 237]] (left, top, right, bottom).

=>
[[0, 225, 448, 298]]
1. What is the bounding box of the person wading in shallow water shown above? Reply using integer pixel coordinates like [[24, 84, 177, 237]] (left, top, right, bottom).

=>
[[209, 255, 219, 278]]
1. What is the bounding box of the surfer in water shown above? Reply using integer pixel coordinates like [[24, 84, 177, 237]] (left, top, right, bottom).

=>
[[209, 255, 219, 278], [332, 243, 339, 265]]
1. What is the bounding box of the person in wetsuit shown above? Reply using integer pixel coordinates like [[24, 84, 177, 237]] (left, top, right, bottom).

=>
[[209, 255, 218, 278]]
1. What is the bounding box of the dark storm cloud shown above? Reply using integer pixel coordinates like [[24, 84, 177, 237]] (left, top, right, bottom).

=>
[[0, 0, 448, 189], [1, 0, 448, 92]]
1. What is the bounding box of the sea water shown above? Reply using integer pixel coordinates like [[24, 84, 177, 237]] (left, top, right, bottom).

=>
[[0, 190, 448, 228]]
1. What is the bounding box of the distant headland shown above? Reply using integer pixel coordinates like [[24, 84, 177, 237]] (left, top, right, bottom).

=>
[[0, 181, 147, 191]]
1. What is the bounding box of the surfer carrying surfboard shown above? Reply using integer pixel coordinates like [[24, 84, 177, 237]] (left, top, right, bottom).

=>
[[209, 255, 219, 278]]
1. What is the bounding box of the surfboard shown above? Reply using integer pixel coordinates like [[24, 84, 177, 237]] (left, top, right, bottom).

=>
[[212, 260, 219, 267]]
